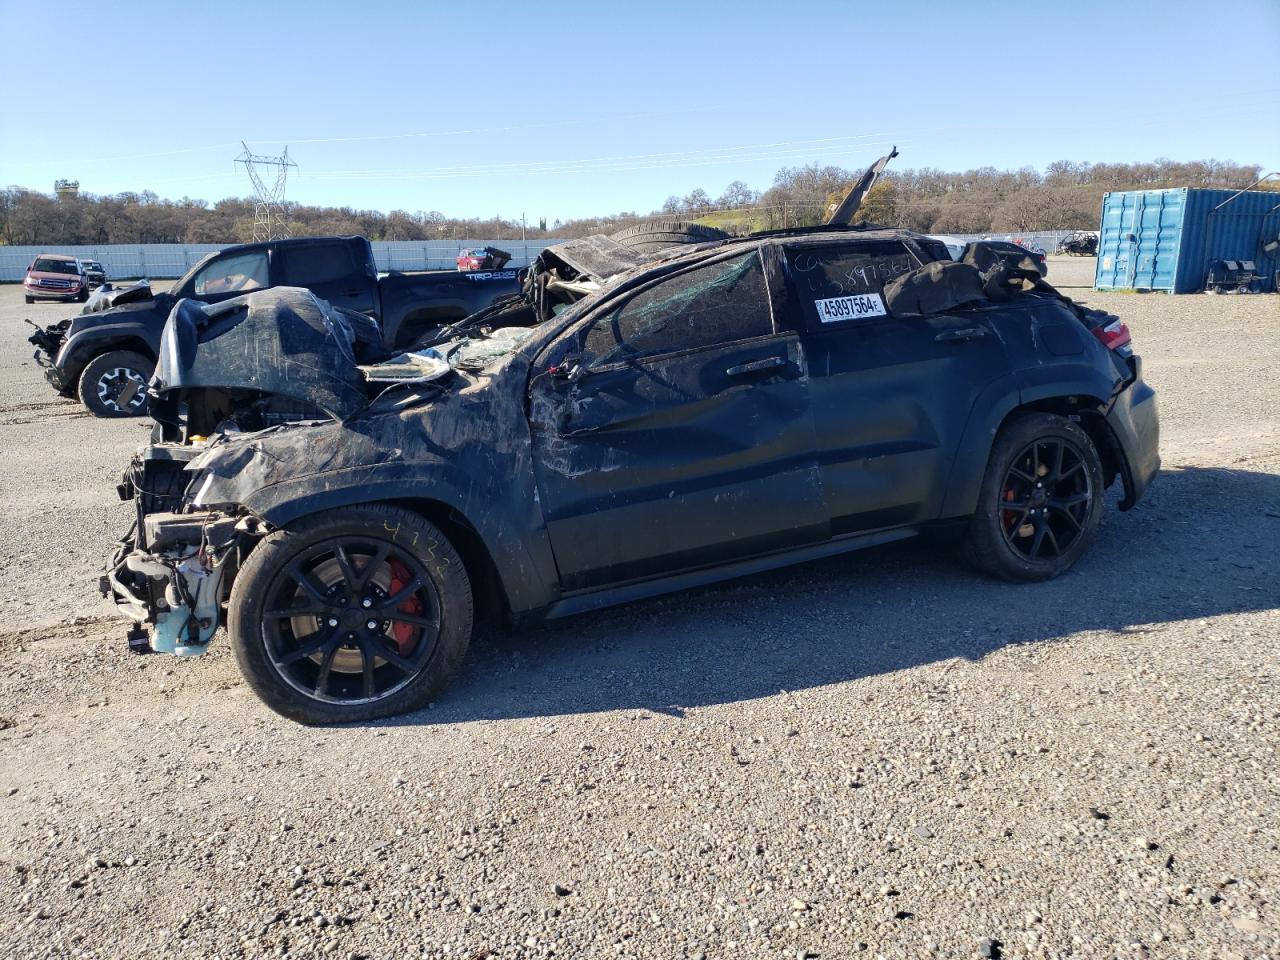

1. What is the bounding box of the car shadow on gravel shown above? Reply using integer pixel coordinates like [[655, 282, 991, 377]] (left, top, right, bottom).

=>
[[377, 464, 1279, 726]]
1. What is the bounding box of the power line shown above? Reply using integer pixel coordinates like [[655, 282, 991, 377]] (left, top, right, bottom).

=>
[[301, 131, 902, 175], [253, 103, 743, 146], [300, 141, 918, 183]]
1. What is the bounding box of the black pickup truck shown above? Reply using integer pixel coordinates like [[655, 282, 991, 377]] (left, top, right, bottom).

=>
[[27, 235, 520, 417]]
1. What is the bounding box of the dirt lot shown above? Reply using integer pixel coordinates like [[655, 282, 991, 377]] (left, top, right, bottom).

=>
[[1, 259, 1277, 960]]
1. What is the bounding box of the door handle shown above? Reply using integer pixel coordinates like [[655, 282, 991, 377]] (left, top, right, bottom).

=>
[[726, 356, 787, 377], [935, 327, 988, 342]]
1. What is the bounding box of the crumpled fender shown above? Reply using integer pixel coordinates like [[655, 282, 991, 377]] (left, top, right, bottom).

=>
[[187, 391, 562, 615], [154, 290, 369, 421], [82, 280, 156, 313]]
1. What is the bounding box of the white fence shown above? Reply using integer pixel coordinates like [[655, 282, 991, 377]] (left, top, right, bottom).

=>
[[944, 231, 1084, 256], [0, 240, 562, 283], [0, 231, 1093, 283]]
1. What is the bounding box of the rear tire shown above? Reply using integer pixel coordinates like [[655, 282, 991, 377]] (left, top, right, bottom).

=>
[[609, 220, 729, 254], [228, 504, 474, 724], [963, 413, 1104, 581], [77, 350, 154, 418]]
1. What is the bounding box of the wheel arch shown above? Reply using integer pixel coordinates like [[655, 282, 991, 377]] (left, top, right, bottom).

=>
[[242, 471, 557, 623], [940, 377, 1118, 520], [387, 497, 510, 629], [63, 335, 157, 385], [1009, 395, 1124, 493]]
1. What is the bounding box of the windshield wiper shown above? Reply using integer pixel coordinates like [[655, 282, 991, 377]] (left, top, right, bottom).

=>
[[421, 294, 523, 349]]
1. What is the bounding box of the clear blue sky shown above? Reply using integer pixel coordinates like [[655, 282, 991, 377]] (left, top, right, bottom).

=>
[[1, 0, 1276, 221]]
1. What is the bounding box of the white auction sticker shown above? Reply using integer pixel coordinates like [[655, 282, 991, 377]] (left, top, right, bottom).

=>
[[815, 293, 887, 323]]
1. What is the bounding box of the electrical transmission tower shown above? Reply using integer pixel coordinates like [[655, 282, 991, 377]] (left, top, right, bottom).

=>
[[235, 141, 296, 242]]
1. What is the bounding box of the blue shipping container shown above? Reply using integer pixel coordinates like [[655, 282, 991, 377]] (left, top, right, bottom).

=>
[[1095, 188, 1280, 293]]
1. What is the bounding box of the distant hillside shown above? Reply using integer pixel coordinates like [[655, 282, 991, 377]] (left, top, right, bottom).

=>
[[1, 159, 1270, 246]]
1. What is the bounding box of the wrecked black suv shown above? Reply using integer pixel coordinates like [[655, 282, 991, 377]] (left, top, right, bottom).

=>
[[106, 225, 1159, 724]]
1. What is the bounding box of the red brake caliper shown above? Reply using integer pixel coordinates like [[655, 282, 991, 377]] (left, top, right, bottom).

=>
[[386, 559, 424, 654], [1001, 487, 1017, 531]]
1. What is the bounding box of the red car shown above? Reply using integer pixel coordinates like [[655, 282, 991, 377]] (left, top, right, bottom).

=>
[[455, 246, 511, 272], [24, 253, 91, 304]]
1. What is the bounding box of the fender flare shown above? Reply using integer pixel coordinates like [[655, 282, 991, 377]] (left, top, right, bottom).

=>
[[234, 460, 561, 615], [938, 374, 1022, 519], [938, 364, 1118, 519], [58, 321, 162, 383]]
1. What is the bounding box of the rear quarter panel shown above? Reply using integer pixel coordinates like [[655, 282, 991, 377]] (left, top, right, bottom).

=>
[[937, 296, 1122, 518]]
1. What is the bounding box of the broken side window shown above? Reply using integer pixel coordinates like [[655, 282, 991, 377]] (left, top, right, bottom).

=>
[[582, 251, 771, 367], [785, 241, 918, 328]]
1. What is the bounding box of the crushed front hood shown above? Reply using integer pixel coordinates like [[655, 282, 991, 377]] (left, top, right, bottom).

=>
[[154, 287, 369, 421], [82, 280, 157, 313]]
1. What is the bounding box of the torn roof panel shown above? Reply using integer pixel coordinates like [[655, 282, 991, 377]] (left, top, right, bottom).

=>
[[541, 235, 655, 281]]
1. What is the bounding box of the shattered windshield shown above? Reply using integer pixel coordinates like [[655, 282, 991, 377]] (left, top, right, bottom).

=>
[[361, 327, 534, 383], [450, 326, 534, 369], [582, 251, 770, 367]]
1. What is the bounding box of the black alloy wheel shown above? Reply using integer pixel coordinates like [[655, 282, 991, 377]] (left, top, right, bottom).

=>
[[964, 412, 1105, 581], [228, 505, 474, 724], [261, 538, 442, 705], [998, 436, 1094, 562]]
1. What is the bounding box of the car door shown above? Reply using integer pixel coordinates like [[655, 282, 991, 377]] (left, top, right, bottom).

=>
[[782, 240, 1013, 535], [529, 249, 828, 591], [278, 239, 379, 315]]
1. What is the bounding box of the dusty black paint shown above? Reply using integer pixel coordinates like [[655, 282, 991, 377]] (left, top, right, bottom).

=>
[[110, 225, 1160, 653]]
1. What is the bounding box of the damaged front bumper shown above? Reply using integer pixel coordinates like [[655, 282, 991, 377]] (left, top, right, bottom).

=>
[[25, 319, 73, 391], [104, 510, 243, 656], [104, 447, 264, 657], [25, 318, 67, 366]]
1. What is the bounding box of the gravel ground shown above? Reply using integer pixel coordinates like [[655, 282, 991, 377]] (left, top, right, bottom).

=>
[[1, 259, 1277, 960]]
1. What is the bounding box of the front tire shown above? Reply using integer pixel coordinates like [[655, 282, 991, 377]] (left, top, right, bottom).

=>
[[25, 295, 34, 304], [77, 350, 154, 417], [963, 413, 1104, 581], [228, 504, 474, 724]]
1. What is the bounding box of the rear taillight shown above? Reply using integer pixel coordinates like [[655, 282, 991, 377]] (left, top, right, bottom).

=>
[[1092, 318, 1132, 352]]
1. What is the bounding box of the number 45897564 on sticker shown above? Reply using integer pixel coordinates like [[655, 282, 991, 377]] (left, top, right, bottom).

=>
[[815, 293, 887, 322]]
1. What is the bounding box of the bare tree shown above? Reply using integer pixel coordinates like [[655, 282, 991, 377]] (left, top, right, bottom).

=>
[[681, 188, 712, 213]]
